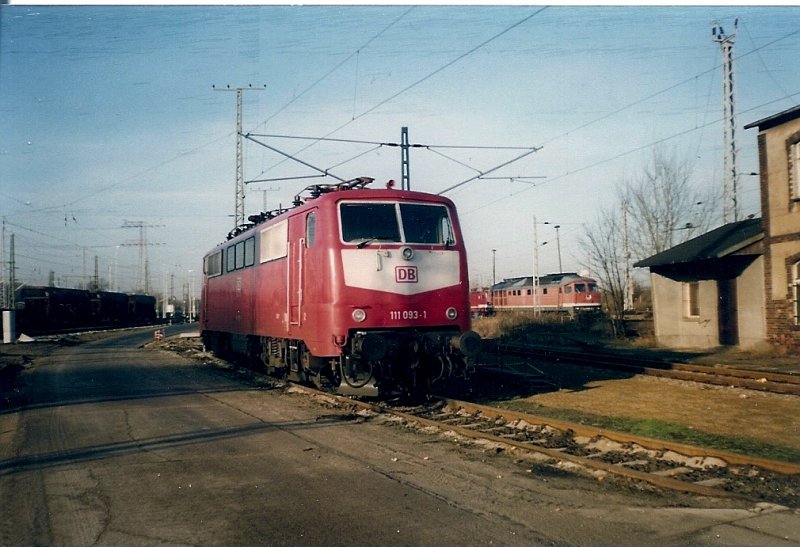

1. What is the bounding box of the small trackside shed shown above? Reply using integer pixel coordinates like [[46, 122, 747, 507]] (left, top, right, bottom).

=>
[[635, 218, 765, 350]]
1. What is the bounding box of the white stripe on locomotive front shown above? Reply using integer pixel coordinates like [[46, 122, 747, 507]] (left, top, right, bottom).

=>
[[341, 249, 460, 295]]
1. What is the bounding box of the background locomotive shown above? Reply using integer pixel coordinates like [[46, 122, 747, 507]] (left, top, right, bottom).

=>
[[14, 286, 157, 336], [470, 273, 601, 316], [200, 177, 481, 397]]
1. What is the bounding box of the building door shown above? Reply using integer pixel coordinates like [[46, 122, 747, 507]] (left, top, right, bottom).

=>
[[717, 278, 738, 346]]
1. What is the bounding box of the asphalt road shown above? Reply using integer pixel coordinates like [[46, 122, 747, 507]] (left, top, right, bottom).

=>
[[1, 326, 798, 546]]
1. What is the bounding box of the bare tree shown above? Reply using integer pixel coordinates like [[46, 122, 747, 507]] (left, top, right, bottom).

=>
[[582, 202, 628, 336], [624, 146, 718, 255], [581, 145, 720, 335]]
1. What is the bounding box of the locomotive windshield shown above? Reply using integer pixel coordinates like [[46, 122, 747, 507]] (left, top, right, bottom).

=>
[[340, 202, 455, 245]]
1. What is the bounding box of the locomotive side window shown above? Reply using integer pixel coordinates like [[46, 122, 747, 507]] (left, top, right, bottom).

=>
[[340, 203, 401, 243], [244, 236, 255, 267], [306, 212, 316, 248], [235, 241, 246, 269], [226, 245, 236, 272], [565, 286, 573, 294], [260, 220, 288, 263], [399, 203, 454, 245], [204, 251, 222, 277], [575, 284, 585, 292]]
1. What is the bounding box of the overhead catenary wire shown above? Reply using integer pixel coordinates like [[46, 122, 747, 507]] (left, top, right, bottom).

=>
[[462, 90, 800, 217], [253, 6, 417, 133], [253, 7, 548, 178]]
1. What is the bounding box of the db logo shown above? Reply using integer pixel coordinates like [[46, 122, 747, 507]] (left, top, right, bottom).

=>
[[395, 266, 418, 283]]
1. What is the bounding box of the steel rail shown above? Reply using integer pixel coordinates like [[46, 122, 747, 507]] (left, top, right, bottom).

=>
[[501, 343, 800, 396], [441, 399, 800, 475], [287, 385, 799, 503]]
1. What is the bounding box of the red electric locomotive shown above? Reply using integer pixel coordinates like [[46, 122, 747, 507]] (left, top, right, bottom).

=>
[[200, 177, 481, 396]]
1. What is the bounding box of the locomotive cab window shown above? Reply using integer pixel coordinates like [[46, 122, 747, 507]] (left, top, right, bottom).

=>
[[340, 203, 401, 244], [574, 284, 585, 292], [339, 201, 454, 246], [399, 203, 454, 245]]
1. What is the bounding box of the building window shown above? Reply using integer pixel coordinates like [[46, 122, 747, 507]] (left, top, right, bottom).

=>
[[794, 262, 800, 326], [792, 141, 800, 202], [684, 281, 700, 318]]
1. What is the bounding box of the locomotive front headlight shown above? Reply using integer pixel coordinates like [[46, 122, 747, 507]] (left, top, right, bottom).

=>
[[445, 307, 458, 320], [352, 308, 367, 323], [400, 246, 414, 261]]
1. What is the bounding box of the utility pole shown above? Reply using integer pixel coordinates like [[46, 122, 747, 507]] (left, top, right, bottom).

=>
[[713, 19, 739, 223], [401, 126, 411, 190], [8, 233, 15, 309], [214, 84, 266, 230], [622, 202, 634, 311], [492, 249, 497, 287], [93, 255, 100, 291], [533, 216, 540, 316], [121, 220, 164, 294], [1, 232, 14, 344], [0, 218, 6, 310], [554, 225, 563, 273], [262, 187, 279, 211]]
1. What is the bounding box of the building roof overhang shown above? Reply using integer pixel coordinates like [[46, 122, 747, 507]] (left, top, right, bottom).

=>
[[634, 218, 763, 269], [744, 104, 800, 132]]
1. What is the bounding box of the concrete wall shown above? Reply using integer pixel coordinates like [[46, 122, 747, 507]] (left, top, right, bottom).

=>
[[651, 274, 718, 349], [650, 255, 765, 350], [737, 255, 767, 348]]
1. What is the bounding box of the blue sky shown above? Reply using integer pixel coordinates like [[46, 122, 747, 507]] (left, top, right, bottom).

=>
[[2, 4, 799, 294]]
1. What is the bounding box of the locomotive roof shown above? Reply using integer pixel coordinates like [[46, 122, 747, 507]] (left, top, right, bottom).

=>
[[490, 273, 594, 290], [215, 177, 456, 246]]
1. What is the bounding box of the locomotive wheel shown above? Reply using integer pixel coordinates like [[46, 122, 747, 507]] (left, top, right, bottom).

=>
[[340, 359, 373, 389]]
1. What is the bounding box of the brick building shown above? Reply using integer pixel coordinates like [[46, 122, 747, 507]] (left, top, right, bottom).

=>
[[745, 105, 800, 352], [635, 104, 800, 354]]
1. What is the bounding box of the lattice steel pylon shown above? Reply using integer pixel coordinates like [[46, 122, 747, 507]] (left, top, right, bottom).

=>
[[121, 220, 164, 294], [713, 19, 739, 224], [214, 84, 266, 229]]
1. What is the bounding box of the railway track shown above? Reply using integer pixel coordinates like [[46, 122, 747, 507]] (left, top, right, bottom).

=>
[[290, 386, 800, 507], [498, 343, 800, 396]]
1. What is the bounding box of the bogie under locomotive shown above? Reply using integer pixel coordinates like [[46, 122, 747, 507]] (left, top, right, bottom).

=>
[[200, 178, 480, 396]]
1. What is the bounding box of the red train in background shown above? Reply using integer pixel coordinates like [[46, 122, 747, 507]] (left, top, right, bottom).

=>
[[470, 273, 601, 316], [201, 178, 481, 397]]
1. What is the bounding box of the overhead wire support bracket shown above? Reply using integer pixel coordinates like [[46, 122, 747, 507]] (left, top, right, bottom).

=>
[[436, 146, 543, 195], [245, 174, 327, 185], [243, 133, 346, 183]]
